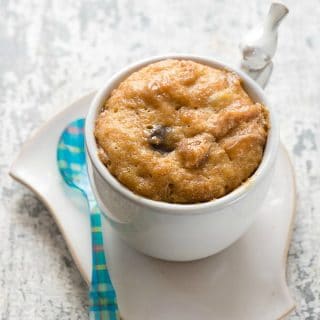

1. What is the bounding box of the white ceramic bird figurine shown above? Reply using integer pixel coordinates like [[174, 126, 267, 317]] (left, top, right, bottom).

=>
[[240, 2, 289, 88]]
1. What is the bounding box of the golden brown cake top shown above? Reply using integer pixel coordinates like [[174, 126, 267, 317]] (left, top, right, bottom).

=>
[[95, 59, 269, 203]]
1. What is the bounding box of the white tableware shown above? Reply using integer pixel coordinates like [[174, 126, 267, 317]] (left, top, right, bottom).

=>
[[85, 54, 280, 261], [10, 93, 296, 319], [240, 2, 289, 87]]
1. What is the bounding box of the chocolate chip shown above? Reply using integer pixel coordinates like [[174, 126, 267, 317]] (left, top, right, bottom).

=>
[[147, 124, 175, 153]]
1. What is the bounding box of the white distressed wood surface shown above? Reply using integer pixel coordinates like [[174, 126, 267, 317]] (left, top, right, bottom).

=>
[[1, 0, 319, 319]]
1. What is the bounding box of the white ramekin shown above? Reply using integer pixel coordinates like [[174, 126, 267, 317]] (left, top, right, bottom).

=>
[[85, 54, 279, 261]]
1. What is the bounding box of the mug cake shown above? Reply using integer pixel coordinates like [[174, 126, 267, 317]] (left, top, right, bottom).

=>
[[94, 59, 269, 204]]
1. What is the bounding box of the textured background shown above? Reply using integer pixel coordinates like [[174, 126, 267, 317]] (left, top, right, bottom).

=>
[[1, 0, 319, 319]]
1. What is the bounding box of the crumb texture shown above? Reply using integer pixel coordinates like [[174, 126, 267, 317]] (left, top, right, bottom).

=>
[[95, 59, 269, 203]]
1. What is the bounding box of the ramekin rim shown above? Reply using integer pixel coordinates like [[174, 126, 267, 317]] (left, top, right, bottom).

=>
[[85, 53, 279, 214]]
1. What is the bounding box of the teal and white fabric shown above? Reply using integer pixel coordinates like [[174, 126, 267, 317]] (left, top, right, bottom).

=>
[[57, 118, 120, 320]]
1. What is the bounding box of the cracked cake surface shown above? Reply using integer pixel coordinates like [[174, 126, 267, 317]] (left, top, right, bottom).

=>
[[95, 59, 269, 203]]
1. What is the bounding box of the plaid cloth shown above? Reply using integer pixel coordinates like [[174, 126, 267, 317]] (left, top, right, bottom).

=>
[[57, 118, 120, 320]]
